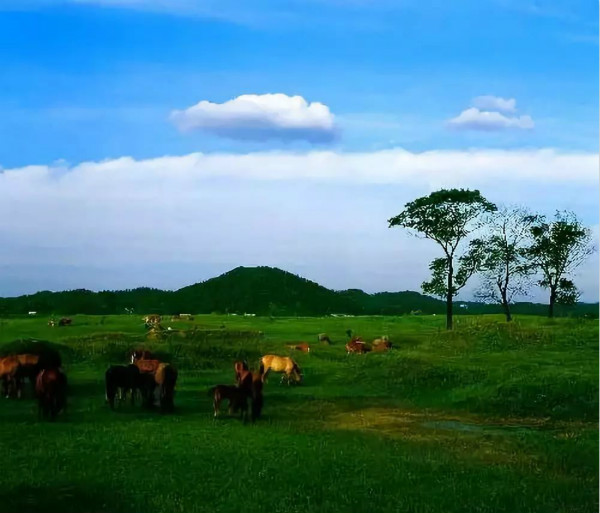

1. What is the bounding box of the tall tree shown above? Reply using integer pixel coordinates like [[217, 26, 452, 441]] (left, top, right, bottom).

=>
[[388, 189, 496, 330], [526, 211, 595, 318], [473, 206, 539, 322]]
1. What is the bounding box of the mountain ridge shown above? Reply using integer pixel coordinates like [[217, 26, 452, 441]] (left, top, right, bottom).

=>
[[0, 266, 596, 317]]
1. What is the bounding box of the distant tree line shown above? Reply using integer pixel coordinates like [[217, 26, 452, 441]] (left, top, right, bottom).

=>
[[0, 266, 596, 319]]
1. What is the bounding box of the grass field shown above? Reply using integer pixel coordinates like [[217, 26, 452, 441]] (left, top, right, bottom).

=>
[[0, 314, 597, 513]]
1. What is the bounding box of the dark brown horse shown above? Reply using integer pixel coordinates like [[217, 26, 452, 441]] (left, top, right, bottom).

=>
[[58, 317, 72, 327], [35, 368, 67, 421], [234, 360, 249, 385], [105, 364, 142, 409], [209, 385, 249, 422]]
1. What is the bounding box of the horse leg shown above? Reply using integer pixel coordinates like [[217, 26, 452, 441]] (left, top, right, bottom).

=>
[[213, 396, 219, 417]]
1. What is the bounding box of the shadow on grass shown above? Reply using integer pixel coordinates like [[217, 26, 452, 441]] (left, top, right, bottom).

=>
[[0, 484, 140, 513]]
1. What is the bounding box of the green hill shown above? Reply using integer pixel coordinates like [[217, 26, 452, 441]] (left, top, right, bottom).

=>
[[0, 266, 596, 317]]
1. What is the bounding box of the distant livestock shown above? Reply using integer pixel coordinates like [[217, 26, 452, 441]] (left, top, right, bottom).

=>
[[317, 333, 331, 344], [58, 318, 72, 327], [287, 343, 311, 353], [346, 338, 370, 354], [372, 336, 392, 351]]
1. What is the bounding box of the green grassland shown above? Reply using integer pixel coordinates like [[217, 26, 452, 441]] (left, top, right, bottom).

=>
[[0, 314, 597, 513]]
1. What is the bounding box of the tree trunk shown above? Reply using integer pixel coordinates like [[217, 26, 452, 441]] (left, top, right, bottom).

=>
[[446, 259, 453, 330], [549, 286, 556, 318], [501, 291, 512, 322]]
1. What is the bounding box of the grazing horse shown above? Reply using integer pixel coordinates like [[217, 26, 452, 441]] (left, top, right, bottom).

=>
[[260, 355, 302, 385], [372, 338, 392, 352], [155, 363, 177, 413], [234, 360, 249, 385], [0, 355, 21, 398], [209, 385, 249, 422], [58, 317, 72, 327], [287, 343, 310, 353], [105, 364, 141, 409], [35, 368, 67, 421], [130, 349, 154, 364], [317, 333, 331, 344], [372, 336, 390, 346], [346, 339, 370, 354]]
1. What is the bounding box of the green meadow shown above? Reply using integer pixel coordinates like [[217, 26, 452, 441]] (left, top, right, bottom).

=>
[[0, 314, 597, 513]]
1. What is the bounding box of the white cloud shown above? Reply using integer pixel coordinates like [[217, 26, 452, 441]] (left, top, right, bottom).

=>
[[169, 93, 338, 142], [472, 95, 517, 113], [0, 148, 597, 300], [448, 107, 535, 131]]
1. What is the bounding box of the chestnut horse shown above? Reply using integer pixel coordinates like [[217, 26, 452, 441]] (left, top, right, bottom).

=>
[[260, 355, 302, 385], [155, 363, 177, 413], [36, 368, 67, 421], [234, 360, 249, 385], [235, 363, 264, 421], [0, 355, 21, 398]]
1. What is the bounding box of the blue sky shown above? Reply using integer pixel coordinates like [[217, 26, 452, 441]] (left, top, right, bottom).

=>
[[0, 0, 598, 301]]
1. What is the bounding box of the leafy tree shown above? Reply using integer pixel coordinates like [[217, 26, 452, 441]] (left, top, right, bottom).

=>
[[473, 206, 539, 322], [526, 211, 595, 317], [388, 188, 496, 329]]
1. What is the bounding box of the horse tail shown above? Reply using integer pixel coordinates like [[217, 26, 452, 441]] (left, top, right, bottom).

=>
[[259, 362, 265, 375]]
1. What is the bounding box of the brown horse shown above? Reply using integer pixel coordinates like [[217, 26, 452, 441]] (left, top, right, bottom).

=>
[[35, 368, 67, 421], [155, 363, 177, 413], [287, 343, 311, 353], [235, 363, 264, 421], [0, 355, 22, 398], [372, 340, 392, 352], [58, 317, 72, 327], [234, 360, 249, 385], [346, 339, 370, 354], [209, 385, 249, 421], [260, 355, 302, 385]]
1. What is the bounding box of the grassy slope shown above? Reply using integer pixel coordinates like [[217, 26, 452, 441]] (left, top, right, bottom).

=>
[[0, 314, 597, 513]]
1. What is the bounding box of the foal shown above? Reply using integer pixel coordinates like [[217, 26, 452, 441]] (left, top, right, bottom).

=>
[[209, 385, 249, 422]]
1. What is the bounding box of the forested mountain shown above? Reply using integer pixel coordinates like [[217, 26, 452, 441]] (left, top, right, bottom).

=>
[[0, 266, 596, 317]]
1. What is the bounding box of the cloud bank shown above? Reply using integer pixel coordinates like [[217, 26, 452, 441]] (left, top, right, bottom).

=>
[[0, 148, 597, 300], [170, 94, 337, 142]]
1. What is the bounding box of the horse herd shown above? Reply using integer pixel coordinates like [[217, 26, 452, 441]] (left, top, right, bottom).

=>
[[0, 330, 391, 423], [0, 350, 66, 420]]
